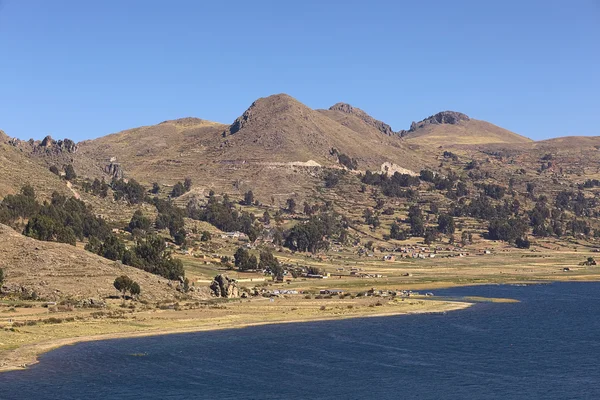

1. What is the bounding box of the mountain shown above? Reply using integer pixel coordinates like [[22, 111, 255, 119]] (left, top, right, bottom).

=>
[[401, 111, 532, 146], [76, 94, 428, 203]]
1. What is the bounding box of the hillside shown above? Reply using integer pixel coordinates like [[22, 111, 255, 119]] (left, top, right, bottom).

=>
[[75, 94, 429, 204], [534, 135, 600, 149], [0, 224, 186, 302], [402, 111, 532, 146], [318, 102, 396, 137], [0, 137, 72, 199]]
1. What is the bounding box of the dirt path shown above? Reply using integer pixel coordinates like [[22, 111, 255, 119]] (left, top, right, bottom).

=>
[[66, 181, 80, 200]]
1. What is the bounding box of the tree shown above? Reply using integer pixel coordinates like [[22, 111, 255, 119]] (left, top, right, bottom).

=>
[[113, 275, 134, 299], [437, 214, 456, 234], [424, 228, 438, 245], [49, 165, 60, 175], [0, 267, 4, 292], [173, 228, 187, 246], [234, 247, 251, 270], [201, 231, 212, 242], [390, 222, 408, 240], [303, 202, 312, 216], [99, 234, 126, 261], [408, 205, 424, 236], [286, 198, 296, 214], [244, 190, 254, 206], [324, 171, 340, 188], [171, 182, 186, 198], [515, 237, 531, 249], [262, 211, 271, 225], [151, 182, 160, 194], [128, 210, 151, 232], [129, 281, 141, 297], [183, 178, 192, 192], [21, 184, 35, 199], [64, 164, 77, 181]]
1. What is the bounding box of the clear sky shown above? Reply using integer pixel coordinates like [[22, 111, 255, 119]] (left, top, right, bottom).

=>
[[0, 0, 599, 142]]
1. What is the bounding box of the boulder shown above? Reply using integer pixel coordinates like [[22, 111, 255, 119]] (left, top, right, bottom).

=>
[[209, 274, 239, 298]]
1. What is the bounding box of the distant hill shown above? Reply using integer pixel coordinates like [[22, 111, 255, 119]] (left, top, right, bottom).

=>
[[534, 135, 600, 149], [401, 111, 532, 146]]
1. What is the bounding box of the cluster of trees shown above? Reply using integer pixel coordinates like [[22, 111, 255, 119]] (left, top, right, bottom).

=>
[[87, 233, 184, 280], [0, 185, 40, 224], [284, 212, 347, 253], [0, 186, 111, 246], [331, 148, 358, 170], [479, 183, 506, 200], [49, 164, 77, 180], [362, 171, 420, 198], [243, 190, 256, 206], [324, 170, 341, 188], [188, 194, 261, 241], [111, 178, 146, 204], [81, 178, 109, 198], [0, 267, 4, 291], [233, 248, 284, 278], [487, 218, 528, 244], [171, 178, 192, 198], [555, 190, 595, 217], [113, 275, 141, 299], [153, 198, 186, 245], [582, 179, 600, 189]]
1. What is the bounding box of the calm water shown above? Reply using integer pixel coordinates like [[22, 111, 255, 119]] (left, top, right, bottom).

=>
[[1, 282, 600, 399]]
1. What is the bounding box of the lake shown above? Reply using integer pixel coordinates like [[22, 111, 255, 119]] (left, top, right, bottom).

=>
[[1, 282, 599, 399]]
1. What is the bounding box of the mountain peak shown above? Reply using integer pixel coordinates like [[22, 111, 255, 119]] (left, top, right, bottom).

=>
[[225, 93, 307, 136], [407, 111, 470, 133], [328, 102, 395, 136]]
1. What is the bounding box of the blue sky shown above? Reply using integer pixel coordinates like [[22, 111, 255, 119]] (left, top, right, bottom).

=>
[[0, 0, 598, 142]]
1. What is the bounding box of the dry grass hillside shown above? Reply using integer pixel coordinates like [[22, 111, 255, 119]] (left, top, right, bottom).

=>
[[0, 224, 190, 302], [74, 94, 430, 204], [403, 115, 532, 146], [0, 139, 71, 199]]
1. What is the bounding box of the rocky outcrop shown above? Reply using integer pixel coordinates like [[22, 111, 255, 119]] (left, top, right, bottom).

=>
[[226, 104, 254, 136], [104, 162, 124, 179], [209, 274, 239, 298], [7, 135, 78, 154], [400, 111, 470, 136], [329, 102, 396, 136]]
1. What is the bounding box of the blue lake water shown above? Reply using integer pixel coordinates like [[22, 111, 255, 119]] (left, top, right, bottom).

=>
[[1, 282, 600, 399]]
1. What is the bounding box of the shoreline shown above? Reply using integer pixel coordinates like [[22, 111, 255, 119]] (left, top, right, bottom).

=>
[[0, 299, 471, 374]]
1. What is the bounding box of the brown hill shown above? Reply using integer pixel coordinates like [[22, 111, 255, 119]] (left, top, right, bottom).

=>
[[533, 135, 600, 149], [402, 111, 532, 146], [0, 137, 72, 199], [76, 94, 428, 204], [0, 224, 188, 302], [320, 102, 396, 136], [222, 94, 421, 169]]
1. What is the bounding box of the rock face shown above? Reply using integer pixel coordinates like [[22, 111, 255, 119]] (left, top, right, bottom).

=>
[[329, 102, 396, 136], [209, 274, 239, 298], [400, 111, 470, 136], [104, 162, 124, 179], [7, 135, 78, 154]]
